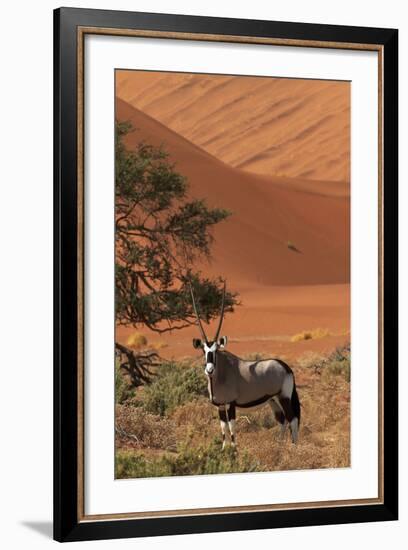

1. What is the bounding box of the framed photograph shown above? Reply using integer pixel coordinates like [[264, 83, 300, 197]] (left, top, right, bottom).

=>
[[54, 7, 398, 542]]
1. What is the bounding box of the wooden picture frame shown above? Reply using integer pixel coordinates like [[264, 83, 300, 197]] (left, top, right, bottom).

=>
[[54, 7, 398, 542]]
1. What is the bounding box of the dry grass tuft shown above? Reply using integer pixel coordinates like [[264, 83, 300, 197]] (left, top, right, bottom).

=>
[[126, 332, 148, 349], [291, 328, 330, 342], [152, 341, 168, 350], [296, 350, 325, 369], [171, 399, 219, 446]]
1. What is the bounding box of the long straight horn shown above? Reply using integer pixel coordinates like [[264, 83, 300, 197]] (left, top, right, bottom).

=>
[[189, 284, 208, 343], [214, 281, 226, 342]]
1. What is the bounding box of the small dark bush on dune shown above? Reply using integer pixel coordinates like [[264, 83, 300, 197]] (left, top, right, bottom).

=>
[[142, 360, 208, 416]]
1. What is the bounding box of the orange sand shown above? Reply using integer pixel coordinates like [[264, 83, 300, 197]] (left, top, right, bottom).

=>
[[115, 75, 350, 360], [116, 71, 350, 182]]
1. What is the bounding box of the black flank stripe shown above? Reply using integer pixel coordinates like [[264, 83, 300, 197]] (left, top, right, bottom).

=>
[[236, 395, 272, 408]]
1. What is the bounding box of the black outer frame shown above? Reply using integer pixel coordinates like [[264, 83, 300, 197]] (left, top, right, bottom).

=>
[[54, 7, 398, 543]]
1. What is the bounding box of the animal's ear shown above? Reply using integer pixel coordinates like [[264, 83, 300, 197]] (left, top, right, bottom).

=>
[[192, 338, 202, 349], [218, 336, 228, 348]]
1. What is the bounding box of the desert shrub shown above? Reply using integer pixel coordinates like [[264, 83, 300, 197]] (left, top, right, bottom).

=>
[[296, 345, 350, 381], [115, 439, 263, 479], [164, 439, 262, 476], [115, 404, 176, 450], [142, 360, 208, 416], [312, 328, 330, 340], [291, 328, 330, 343], [292, 331, 312, 342], [257, 409, 276, 429], [171, 399, 214, 428], [324, 346, 351, 382], [236, 407, 276, 432], [116, 451, 163, 478], [170, 399, 219, 447], [115, 361, 136, 404], [329, 344, 351, 362], [326, 360, 351, 381], [296, 351, 325, 369]]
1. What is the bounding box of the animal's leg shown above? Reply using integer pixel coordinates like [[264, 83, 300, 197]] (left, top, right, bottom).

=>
[[278, 396, 298, 444], [289, 417, 299, 444], [227, 403, 237, 448], [218, 407, 229, 450], [269, 398, 288, 439], [279, 373, 299, 444]]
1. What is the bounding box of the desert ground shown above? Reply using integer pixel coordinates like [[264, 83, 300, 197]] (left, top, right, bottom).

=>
[[114, 71, 350, 477]]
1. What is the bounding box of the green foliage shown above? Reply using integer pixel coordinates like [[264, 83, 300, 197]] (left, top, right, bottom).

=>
[[324, 346, 351, 382], [115, 120, 238, 333], [115, 361, 135, 404], [115, 439, 262, 479], [142, 360, 208, 416]]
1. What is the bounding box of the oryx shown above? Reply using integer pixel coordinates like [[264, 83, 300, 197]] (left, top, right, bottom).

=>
[[190, 282, 301, 449]]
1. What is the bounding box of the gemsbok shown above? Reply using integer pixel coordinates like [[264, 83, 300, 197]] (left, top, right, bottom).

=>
[[190, 282, 301, 449]]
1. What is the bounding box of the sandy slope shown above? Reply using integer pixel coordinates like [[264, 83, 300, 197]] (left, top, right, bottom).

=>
[[117, 283, 350, 360], [117, 98, 350, 287], [116, 71, 350, 182], [115, 98, 350, 358]]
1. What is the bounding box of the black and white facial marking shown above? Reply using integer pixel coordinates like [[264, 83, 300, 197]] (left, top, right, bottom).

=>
[[192, 337, 228, 376]]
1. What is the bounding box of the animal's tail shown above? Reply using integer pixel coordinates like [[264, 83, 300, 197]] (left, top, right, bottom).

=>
[[291, 382, 301, 425]]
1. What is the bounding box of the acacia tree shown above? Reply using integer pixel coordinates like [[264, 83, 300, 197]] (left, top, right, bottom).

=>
[[115, 121, 237, 383]]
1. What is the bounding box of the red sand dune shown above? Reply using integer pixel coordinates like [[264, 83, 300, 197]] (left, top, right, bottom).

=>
[[116, 71, 350, 183], [115, 97, 350, 358], [116, 98, 349, 286]]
